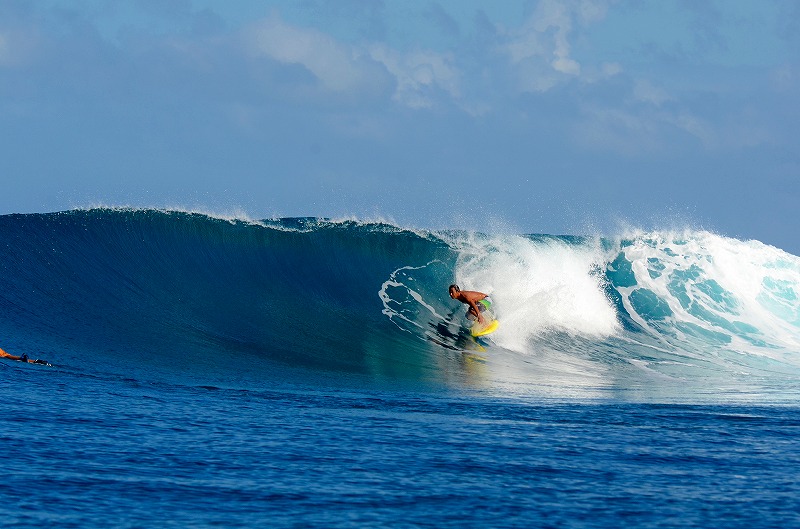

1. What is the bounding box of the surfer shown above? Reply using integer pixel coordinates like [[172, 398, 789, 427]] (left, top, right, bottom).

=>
[[449, 284, 491, 325], [0, 346, 49, 365]]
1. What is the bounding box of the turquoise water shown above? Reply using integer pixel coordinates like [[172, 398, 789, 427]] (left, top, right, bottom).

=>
[[2, 209, 800, 527]]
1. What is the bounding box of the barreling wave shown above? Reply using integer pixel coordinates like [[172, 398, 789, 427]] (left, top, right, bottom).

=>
[[1, 208, 799, 395]]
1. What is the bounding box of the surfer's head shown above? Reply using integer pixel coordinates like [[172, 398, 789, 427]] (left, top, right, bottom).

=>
[[449, 284, 460, 298]]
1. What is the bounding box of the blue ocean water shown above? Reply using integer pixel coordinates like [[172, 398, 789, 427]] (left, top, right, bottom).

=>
[[2, 209, 800, 527]]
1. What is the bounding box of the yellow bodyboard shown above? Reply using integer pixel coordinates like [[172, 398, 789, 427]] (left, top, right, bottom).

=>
[[471, 318, 499, 337]]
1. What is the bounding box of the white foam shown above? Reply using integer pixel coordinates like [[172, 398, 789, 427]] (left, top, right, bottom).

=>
[[617, 230, 800, 358], [450, 233, 619, 352]]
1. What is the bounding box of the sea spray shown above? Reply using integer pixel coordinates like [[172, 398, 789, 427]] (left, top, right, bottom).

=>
[[448, 232, 619, 352]]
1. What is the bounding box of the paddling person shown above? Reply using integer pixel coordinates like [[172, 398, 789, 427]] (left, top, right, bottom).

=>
[[449, 284, 491, 325], [0, 345, 49, 365]]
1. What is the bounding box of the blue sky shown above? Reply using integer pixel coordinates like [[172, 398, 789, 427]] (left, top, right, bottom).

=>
[[1, 0, 798, 252]]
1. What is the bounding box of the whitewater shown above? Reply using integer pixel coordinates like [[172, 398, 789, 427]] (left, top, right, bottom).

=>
[[3, 208, 800, 528]]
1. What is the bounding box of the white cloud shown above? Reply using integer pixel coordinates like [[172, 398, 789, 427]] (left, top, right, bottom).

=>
[[534, 0, 579, 75], [501, 0, 614, 92], [572, 106, 661, 155], [665, 113, 716, 147], [576, 0, 612, 25], [602, 63, 622, 77], [664, 111, 768, 151], [242, 13, 463, 110], [244, 13, 370, 92], [572, 103, 755, 155], [236, 2, 621, 111], [553, 56, 580, 75], [0, 29, 39, 67], [633, 79, 672, 106], [368, 45, 460, 108]]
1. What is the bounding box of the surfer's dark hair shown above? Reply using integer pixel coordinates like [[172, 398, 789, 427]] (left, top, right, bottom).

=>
[[449, 284, 460, 292]]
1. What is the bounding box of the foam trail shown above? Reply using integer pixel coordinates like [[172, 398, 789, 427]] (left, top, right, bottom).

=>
[[380, 262, 448, 332]]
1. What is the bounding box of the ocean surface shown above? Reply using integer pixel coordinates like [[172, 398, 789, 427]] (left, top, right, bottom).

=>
[[2, 208, 800, 527]]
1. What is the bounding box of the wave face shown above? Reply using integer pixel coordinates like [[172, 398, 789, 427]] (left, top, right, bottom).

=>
[[2, 209, 799, 398]]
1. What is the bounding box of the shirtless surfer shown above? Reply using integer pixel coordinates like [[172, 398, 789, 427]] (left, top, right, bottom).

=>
[[0, 345, 49, 365], [449, 284, 491, 325]]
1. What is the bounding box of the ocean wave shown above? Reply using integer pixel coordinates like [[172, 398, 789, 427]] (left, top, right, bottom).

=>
[[1, 208, 798, 391]]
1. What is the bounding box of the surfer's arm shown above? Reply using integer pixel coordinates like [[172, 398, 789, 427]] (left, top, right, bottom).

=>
[[468, 300, 486, 324], [0, 349, 24, 361]]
